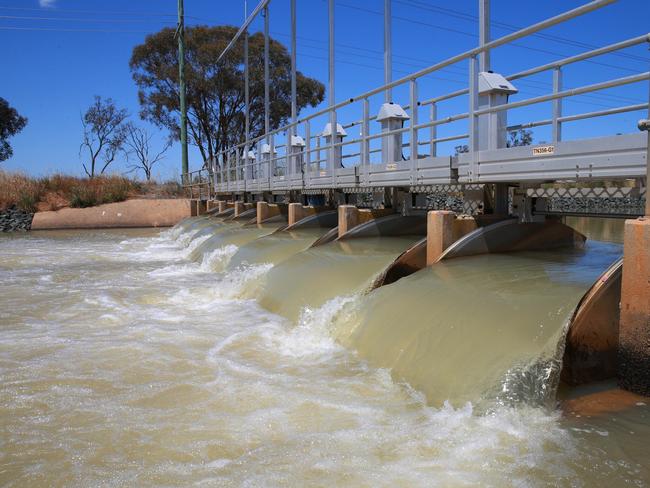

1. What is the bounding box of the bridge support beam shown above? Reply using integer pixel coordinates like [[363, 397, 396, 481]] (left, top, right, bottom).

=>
[[618, 217, 650, 396], [234, 201, 245, 217], [426, 211, 455, 265]]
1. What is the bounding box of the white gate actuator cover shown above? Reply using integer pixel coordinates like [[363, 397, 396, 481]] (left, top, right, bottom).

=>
[[290, 135, 305, 147], [260, 143, 277, 154], [478, 71, 518, 95], [376, 102, 410, 122], [321, 123, 348, 137]]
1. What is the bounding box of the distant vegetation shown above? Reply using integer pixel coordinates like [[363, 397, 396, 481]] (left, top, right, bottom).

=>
[[0, 171, 184, 213], [80, 96, 170, 181], [0, 97, 27, 162], [130, 25, 325, 169]]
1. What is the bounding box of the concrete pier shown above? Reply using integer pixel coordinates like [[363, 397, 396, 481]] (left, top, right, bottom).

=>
[[288, 203, 313, 227], [426, 211, 455, 266], [192, 199, 207, 216], [337, 206, 395, 239], [338, 205, 359, 238], [257, 202, 283, 224], [618, 217, 650, 395]]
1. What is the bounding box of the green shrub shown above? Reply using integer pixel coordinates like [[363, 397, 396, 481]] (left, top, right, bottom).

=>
[[17, 191, 39, 213], [69, 186, 98, 208]]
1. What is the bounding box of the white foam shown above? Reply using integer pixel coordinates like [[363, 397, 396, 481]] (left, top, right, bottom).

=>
[[183, 234, 211, 258], [200, 244, 239, 272], [271, 296, 356, 359]]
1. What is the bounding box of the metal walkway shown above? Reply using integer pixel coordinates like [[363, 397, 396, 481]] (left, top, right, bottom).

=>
[[184, 0, 649, 210]]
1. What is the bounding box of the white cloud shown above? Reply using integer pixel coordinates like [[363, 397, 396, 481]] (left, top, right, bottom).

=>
[[39, 0, 56, 7]]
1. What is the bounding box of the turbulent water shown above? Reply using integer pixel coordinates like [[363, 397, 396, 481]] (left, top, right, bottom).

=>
[[1, 219, 648, 486]]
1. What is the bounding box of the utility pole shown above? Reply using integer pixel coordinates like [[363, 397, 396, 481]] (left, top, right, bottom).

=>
[[264, 5, 270, 138], [244, 0, 250, 174], [177, 0, 189, 184]]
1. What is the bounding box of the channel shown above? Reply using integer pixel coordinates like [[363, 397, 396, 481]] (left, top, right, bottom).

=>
[[0, 218, 647, 486]]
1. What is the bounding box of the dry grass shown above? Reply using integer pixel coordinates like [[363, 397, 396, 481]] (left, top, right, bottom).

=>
[[0, 171, 187, 212], [0, 172, 46, 213], [68, 176, 139, 208]]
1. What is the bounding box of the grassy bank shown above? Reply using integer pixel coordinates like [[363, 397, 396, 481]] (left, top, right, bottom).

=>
[[0, 171, 185, 213]]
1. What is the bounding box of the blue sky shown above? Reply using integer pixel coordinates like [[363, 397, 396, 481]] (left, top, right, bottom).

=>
[[1, 0, 649, 180]]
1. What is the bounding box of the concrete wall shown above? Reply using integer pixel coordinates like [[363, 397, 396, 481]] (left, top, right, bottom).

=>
[[32, 199, 192, 230]]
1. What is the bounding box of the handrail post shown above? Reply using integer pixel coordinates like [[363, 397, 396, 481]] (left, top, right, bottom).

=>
[[305, 121, 311, 188], [468, 55, 479, 183], [235, 149, 240, 193], [552, 66, 563, 142], [409, 79, 419, 184], [362, 98, 370, 186], [429, 102, 437, 157], [226, 152, 230, 191], [270, 134, 275, 185], [220, 153, 225, 193]]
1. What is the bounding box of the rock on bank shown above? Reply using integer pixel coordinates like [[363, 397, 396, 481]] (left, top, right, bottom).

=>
[[0, 207, 34, 232], [31, 199, 192, 230]]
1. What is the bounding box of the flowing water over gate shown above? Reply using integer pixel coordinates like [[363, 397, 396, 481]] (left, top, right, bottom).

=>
[[1, 221, 648, 486]]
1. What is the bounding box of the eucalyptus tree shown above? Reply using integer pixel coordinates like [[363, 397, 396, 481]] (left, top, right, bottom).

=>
[[0, 97, 27, 162], [130, 25, 325, 169]]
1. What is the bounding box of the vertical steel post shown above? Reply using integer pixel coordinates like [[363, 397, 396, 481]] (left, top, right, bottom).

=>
[[384, 0, 392, 102], [236, 148, 240, 188], [264, 5, 270, 142], [429, 103, 437, 157], [361, 98, 370, 166], [362, 98, 370, 186], [305, 120, 311, 187], [479, 0, 490, 72], [244, 0, 250, 187], [270, 134, 275, 181], [468, 55, 479, 182], [177, 0, 188, 184], [226, 152, 231, 190], [552, 66, 563, 142], [409, 79, 418, 180], [328, 0, 337, 173]]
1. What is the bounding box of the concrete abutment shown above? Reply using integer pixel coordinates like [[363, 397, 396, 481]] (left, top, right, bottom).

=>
[[618, 217, 650, 396]]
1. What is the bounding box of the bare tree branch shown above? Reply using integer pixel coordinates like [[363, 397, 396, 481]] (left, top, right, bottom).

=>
[[123, 123, 171, 181], [80, 96, 129, 177]]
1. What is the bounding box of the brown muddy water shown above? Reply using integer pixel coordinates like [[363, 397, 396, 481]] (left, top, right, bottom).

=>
[[0, 218, 648, 486]]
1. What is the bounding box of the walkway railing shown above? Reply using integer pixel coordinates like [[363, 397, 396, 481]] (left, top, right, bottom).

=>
[[184, 169, 212, 200], [190, 1, 650, 196]]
